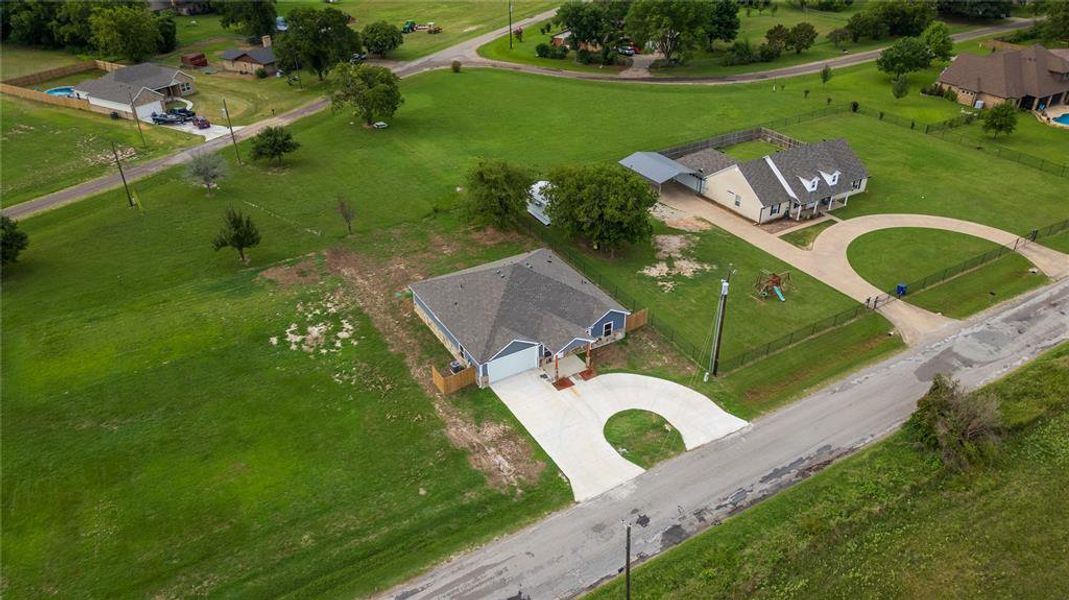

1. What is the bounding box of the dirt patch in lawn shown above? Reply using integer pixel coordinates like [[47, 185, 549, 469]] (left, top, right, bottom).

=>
[[259, 256, 321, 287], [324, 242, 543, 490], [640, 234, 714, 291], [651, 202, 712, 232]]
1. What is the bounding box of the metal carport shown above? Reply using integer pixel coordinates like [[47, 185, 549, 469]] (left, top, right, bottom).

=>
[[618, 152, 701, 192]]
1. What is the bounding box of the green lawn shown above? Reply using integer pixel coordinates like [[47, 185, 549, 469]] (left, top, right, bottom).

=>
[[588, 343, 1069, 599], [0, 44, 87, 79], [603, 409, 685, 469], [477, 19, 629, 74], [282, 0, 557, 61], [780, 219, 835, 249], [0, 95, 198, 207], [780, 113, 1069, 235], [847, 228, 1048, 319], [1040, 229, 1069, 253], [5, 64, 1064, 597], [720, 139, 781, 160]]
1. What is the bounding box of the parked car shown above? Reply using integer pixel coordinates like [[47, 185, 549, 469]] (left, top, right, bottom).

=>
[[349, 52, 367, 63], [168, 107, 196, 120], [151, 112, 182, 125], [192, 116, 211, 129], [616, 46, 635, 56], [372, 121, 388, 129]]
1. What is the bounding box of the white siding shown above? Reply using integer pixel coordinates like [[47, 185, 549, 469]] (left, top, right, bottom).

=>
[[701, 166, 766, 223]]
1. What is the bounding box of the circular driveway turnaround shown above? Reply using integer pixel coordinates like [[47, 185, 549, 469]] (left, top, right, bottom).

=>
[[490, 371, 748, 502]]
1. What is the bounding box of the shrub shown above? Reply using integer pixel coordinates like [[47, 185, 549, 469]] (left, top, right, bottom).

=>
[[850, 100, 859, 112], [451, 60, 462, 73], [920, 82, 942, 96], [943, 87, 958, 102], [906, 374, 1002, 471], [576, 49, 593, 64], [255, 67, 268, 79], [536, 42, 550, 58], [536, 42, 568, 59]]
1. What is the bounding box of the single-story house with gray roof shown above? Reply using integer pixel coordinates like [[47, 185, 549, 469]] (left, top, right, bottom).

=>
[[73, 62, 195, 121], [220, 46, 278, 75], [625, 139, 868, 223], [409, 248, 630, 386]]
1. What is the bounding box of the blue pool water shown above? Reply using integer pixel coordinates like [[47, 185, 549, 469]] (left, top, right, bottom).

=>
[[1054, 113, 1069, 125], [45, 86, 74, 97]]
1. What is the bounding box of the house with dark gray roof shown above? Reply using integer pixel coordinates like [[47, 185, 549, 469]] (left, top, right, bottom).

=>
[[410, 249, 630, 386], [220, 46, 278, 75], [938, 44, 1069, 111], [72, 63, 195, 121]]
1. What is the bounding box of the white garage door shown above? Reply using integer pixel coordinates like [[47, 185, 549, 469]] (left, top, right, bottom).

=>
[[486, 345, 540, 383]]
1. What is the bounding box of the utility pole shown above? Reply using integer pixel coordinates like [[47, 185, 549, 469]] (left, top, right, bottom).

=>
[[705, 266, 735, 381], [126, 91, 147, 147], [508, 1, 514, 49], [625, 524, 631, 600], [222, 98, 242, 165], [111, 141, 135, 208]]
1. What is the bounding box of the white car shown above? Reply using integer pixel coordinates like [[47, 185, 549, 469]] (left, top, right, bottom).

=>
[[372, 121, 389, 129]]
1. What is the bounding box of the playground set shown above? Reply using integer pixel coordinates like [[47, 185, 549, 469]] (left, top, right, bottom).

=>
[[402, 20, 443, 34], [754, 270, 791, 302]]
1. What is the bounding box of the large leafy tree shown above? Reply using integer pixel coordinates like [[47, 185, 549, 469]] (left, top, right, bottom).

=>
[[463, 159, 533, 229], [218, 0, 277, 38], [765, 23, 791, 50], [921, 21, 953, 62], [936, 0, 1012, 20], [89, 5, 161, 62], [872, 0, 936, 37], [981, 102, 1018, 138], [556, 0, 630, 63], [328, 63, 404, 126], [1043, 1, 1069, 46], [212, 208, 261, 264], [275, 6, 360, 80], [700, 0, 741, 51], [545, 164, 658, 254], [625, 0, 705, 63], [787, 22, 817, 54], [361, 21, 403, 57], [4, 1, 59, 46], [876, 36, 931, 77], [1, 216, 29, 265], [249, 126, 300, 164]]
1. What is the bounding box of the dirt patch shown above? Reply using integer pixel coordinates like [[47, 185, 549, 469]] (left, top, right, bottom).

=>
[[640, 234, 714, 291], [651, 202, 712, 232], [272, 288, 358, 355], [259, 256, 321, 287], [470, 226, 525, 246], [324, 240, 543, 490]]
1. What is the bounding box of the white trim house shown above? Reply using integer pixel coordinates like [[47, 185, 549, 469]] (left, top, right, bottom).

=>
[[410, 249, 630, 386]]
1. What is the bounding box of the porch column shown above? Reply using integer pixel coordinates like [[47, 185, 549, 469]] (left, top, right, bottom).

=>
[[554, 355, 559, 380], [586, 343, 592, 369]]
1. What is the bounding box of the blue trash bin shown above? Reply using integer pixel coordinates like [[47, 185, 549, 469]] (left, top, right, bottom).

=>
[[896, 283, 907, 297]]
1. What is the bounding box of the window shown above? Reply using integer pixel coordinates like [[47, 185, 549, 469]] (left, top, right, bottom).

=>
[[180, 82, 192, 93], [851, 178, 862, 190], [734, 194, 741, 207], [770, 203, 780, 215], [821, 196, 831, 205], [602, 321, 614, 337]]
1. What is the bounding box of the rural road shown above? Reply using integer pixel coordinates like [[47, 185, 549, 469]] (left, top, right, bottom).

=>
[[2, 15, 1033, 220], [379, 276, 1069, 600]]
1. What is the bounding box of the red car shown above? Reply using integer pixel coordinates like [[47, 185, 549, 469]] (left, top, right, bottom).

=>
[[192, 116, 211, 129]]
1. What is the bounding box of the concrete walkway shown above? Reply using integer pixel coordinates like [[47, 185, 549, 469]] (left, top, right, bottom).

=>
[[658, 187, 1069, 345], [490, 369, 747, 502]]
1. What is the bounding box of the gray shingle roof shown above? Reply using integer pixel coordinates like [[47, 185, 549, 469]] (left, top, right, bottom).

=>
[[73, 62, 186, 104], [676, 148, 737, 175], [938, 44, 1069, 100], [736, 139, 867, 206], [410, 249, 627, 363], [619, 152, 696, 184], [220, 47, 276, 64]]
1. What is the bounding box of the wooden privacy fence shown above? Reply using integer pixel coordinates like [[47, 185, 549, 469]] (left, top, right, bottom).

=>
[[625, 308, 648, 332], [1, 59, 132, 117], [1, 59, 122, 86], [431, 365, 476, 395]]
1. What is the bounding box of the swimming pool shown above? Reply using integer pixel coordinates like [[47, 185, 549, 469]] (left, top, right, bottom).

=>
[[45, 86, 74, 97], [1054, 113, 1069, 125]]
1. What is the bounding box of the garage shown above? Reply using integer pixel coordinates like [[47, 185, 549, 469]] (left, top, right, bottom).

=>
[[486, 345, 540, 383], [618, 151, 700, 192]]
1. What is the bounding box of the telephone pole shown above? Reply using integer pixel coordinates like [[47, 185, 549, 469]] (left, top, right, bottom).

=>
[[508, 1, 514, 49], [222, 98, 242, 164], [705, 265, 735, 381], [625, 524, 632, 600], [126, 91, 147, 147], [111, 141, 135, 208]]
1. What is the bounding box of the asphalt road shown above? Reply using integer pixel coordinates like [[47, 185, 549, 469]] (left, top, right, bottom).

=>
[[380, 277, 1069, 600], [2, 16, 1033, 220]]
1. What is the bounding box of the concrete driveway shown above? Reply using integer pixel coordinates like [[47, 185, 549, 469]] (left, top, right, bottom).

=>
[[491, 371, 748, 502]]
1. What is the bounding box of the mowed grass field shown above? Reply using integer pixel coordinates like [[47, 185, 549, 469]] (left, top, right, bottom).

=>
[[588, 343, 1069, 600], [848, 229, 1049, 319], [4, 64, 1065, 596], [0, 96, 198, 207], [478, 19, 630, 74]]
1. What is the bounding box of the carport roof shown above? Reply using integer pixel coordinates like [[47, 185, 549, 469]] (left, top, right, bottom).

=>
[[409, 249, 628, 364], [618, 152, 697, 184]]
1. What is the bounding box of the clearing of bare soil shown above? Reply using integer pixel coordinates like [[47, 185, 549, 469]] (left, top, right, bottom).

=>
[[650, 202, 712, 232], [259, 256, 321, 287], [640, 234, 714, 291]]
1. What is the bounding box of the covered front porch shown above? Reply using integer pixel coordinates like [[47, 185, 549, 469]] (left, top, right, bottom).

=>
[[788, 195, 850, 221]]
